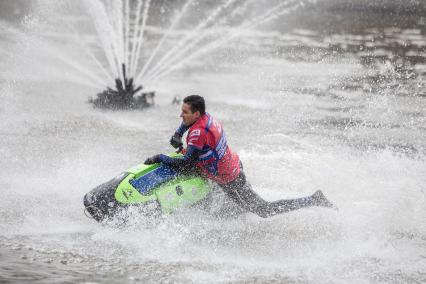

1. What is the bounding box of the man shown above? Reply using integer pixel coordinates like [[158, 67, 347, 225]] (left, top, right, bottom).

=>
[[145, 95, 334, 218]]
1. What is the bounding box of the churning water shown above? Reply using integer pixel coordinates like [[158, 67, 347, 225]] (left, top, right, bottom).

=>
[[0, 0, 425, 283]]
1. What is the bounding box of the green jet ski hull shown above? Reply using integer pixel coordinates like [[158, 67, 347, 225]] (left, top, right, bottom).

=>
[[83, 154, 215, 223]]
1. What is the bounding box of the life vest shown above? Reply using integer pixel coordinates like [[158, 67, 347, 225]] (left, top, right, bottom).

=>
[[186, 113, 240, 184]]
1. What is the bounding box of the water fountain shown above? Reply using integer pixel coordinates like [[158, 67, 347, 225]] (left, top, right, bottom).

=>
[[25, 0, 315, 110], [88, 63, 154, 109]]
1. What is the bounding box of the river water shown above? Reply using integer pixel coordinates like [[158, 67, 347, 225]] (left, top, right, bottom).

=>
[[0, 0, 425, 283]]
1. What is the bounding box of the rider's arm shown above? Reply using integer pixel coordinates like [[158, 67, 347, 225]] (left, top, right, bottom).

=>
[[157, 145, 201, 172], [176, 123, 189, 136]]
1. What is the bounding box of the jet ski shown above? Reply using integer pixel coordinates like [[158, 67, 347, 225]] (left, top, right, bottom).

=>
[[83, 153, 232, 224]]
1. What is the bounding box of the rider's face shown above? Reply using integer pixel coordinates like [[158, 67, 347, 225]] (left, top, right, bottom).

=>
[[180, 103, 200, 126]]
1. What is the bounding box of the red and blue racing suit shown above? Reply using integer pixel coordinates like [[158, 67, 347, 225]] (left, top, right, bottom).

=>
[[158, 113, 240, 185]]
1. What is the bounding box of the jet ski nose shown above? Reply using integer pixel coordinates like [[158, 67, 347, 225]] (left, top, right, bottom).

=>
[[83, 172, 128, 222], [83, 192, 105, 222]]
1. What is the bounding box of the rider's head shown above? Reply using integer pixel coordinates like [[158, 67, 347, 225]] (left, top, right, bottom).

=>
[[181, 95, 205, 126]]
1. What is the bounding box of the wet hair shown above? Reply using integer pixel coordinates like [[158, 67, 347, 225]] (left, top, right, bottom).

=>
[[183, 95, 205, 115]]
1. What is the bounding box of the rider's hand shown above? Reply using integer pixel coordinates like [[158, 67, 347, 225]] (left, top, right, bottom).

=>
[[170, 133, 183, 149], [144, 155, 161, 165]]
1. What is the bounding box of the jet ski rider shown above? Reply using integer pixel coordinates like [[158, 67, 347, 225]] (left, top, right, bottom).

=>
[[145, 95, 334, 217]]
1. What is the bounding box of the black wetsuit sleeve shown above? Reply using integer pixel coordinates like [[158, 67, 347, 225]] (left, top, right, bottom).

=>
[[157, 145, 201, 173], [175, 123, 189, 136]]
